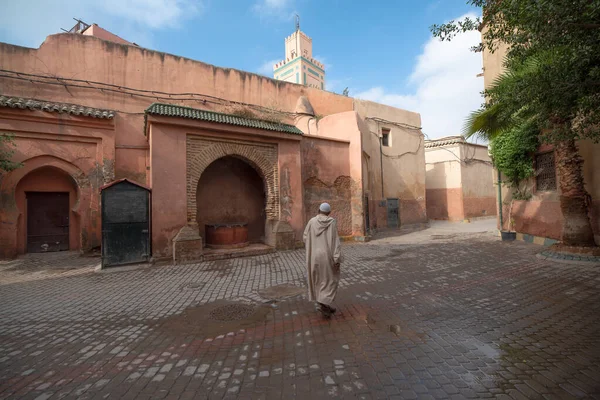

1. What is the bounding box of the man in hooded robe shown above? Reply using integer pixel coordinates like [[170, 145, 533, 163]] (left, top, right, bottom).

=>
[[303, 202, 343, 317]]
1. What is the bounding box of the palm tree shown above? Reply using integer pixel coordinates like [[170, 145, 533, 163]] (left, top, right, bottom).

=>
[[464, 59, 596, 247]]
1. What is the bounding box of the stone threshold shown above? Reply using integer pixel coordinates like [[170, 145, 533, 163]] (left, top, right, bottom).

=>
[[201, 243, 275, 261], [536, 251, 600, 266]]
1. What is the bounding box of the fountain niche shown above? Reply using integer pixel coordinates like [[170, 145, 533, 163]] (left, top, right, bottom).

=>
[[196, 156, 266, 250]]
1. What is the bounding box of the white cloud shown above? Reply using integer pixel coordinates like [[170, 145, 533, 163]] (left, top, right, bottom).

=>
[[253, 0, 290, 11], [101, 0, 202, 29], [257, 59, 280, 76], [0, 0, 202, 48], [252, 0, 295, 19], [355, 13, 484, 139]]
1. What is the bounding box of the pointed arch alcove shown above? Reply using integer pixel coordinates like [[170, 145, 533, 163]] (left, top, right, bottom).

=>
[[186, 137, 279, 225], [196, 155, 267, 245], [0, 155, 91, 256]]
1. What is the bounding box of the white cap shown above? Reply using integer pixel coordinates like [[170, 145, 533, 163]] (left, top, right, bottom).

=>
[[319, 203, 331, 213]]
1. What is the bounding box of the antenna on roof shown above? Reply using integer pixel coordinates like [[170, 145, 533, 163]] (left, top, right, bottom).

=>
[[295, 14, 300, 31], [61, 18, 90, 34]]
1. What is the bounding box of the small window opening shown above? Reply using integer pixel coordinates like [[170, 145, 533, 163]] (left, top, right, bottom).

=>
[[535, 152, 556, 191], [381, 128, 390, 147]]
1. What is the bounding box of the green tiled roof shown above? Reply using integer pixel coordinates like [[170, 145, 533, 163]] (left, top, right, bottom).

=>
[[0, 95, 114, 119], [145, 103, 303, 135]]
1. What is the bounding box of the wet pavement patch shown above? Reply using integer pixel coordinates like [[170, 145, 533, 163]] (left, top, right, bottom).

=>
[[370, 247, 418, 262], [499, 342, 529, 362], [200, 261, 233, 272], [153, 300, 271, 338], [209, 304, 254, 321], [258, 283, 305, 300], [474, 341, 500, 359], [364, 313, 426, 342], [180, 281, 206, 290]]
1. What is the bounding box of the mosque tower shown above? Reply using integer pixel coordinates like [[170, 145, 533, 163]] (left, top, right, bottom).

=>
[[273, 15, 326, 90]]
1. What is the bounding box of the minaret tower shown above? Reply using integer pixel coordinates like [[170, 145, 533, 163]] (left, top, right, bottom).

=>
[[273, 15, 326, 89]]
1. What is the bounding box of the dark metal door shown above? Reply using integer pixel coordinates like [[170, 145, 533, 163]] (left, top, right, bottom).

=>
[[101, 181, 150, 267], [27, 192, 69, 253], [386, 198, 399, 228]]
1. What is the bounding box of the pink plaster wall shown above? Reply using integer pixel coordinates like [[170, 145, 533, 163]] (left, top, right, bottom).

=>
[[148, 124, 188, 258], [463, 196, 497, 219], [495, 141, 599, 244], [0, 33, 357, 257], [316, 112, 364, 236], [301, 136, 352, 235], [148, 118, 305, 258], [277, 140, 304, 240], [83, 24, 133, 46], [0, 109, 115, 258], [0, 32, 426, 256], [507, 200, 563, 240], [0, 34, 353, 124], [0, 34, 353, 191], [354, 99, 427, 228], [426, 188, 464, 221]]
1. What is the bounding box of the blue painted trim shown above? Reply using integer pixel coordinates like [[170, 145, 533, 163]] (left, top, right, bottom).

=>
[[280, 68, 294, 78], [273, 56, 325, 74], [307, 67, 319, 78], [295, 72, 299, 83], [303, 72, 306, 85], [302, 57, 325, 73]]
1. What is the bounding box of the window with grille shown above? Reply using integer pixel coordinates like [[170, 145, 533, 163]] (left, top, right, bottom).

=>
[[535, 152, 556, 191]]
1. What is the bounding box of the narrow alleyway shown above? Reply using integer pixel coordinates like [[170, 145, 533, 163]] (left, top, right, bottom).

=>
[[1, 220, 599, 399]]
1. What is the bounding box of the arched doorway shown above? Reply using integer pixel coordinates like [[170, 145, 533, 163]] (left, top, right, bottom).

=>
[[196, 156, 266, 244], [15, 166, 80, 253]]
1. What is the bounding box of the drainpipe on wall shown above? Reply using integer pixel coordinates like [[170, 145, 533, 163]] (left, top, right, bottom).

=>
[[379, 137, 385, 198], [377, 122, 384, 198], [497, 169, 503, 230]]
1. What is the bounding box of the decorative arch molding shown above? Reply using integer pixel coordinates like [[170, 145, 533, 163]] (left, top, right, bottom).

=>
[[0, 154, 97, 257], [1, 155, 86, 213], [186, 136, 279, 224]]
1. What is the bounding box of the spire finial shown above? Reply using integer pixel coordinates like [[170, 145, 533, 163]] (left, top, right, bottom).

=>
[[295, 14, 300, 31]]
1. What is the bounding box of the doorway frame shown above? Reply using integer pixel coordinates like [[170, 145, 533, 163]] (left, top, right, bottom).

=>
[[25, 191, 70, 253]]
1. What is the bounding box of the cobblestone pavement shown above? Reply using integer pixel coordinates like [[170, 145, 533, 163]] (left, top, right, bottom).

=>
[[1, 226, 599, 399]]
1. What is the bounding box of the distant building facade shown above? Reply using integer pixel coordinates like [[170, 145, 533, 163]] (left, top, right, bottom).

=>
[[425, 136, 496, 221], [0, 23, 426, 260], [273, 18, 325, 90]]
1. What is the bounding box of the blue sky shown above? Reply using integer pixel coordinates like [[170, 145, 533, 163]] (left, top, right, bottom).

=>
[[0, 0, 483, 139]]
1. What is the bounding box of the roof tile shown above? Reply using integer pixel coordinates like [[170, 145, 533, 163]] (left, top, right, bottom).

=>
[[145, 103, 303, 135], [0, 95, 115, 119]]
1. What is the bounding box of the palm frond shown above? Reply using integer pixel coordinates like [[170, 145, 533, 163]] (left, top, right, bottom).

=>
[[465, 54, 544, 140], [463, 103, 507, 140]]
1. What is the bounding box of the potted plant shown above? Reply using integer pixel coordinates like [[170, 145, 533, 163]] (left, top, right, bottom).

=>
[[501, 199, 517, 241]]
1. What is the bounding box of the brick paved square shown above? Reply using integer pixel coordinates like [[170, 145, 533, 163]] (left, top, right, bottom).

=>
[[1, 223, 599, 399]]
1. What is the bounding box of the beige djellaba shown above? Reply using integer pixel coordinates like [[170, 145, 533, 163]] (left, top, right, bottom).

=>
[[303, 214, 343, 306]]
